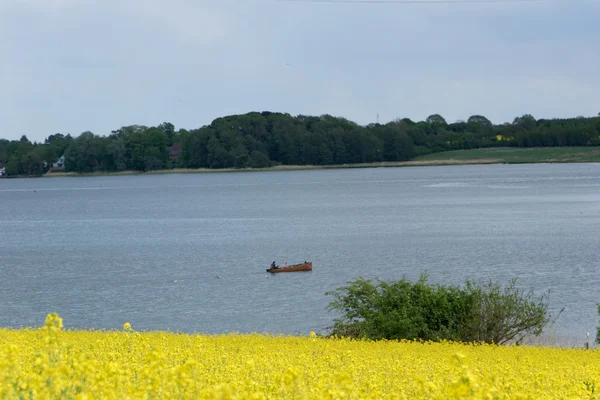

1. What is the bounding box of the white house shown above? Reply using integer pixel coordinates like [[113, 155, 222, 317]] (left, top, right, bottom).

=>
[[53, 155, 65, 169], [0, 165, 5, 177]]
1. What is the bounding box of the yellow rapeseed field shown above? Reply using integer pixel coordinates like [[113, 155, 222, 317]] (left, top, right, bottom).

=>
[[1, 313, 599, 399]]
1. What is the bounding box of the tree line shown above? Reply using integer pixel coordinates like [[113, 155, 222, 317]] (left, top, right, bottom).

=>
[[1, 111, 599, 176]]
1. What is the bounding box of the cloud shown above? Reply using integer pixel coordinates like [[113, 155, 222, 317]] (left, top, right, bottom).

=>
[[0, 0, 598, 140], [0, 0, 78, 11], [120, 0, 229, 46]]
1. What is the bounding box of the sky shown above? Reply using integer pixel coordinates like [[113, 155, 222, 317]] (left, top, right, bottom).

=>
[[0, 0, 598, 142]]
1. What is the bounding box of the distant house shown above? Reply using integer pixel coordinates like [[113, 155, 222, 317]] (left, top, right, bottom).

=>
[[53, 154, 65, 169], [0, 163, 5, 177], [167, 143, 181, 161]]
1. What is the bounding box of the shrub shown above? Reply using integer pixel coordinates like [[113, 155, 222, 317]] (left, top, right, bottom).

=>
[[460, 279, 555, 344], [326, 273, 557, 344]]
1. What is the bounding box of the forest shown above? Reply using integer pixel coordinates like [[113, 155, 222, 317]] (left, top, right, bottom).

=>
[[1, 112, 599, 176]]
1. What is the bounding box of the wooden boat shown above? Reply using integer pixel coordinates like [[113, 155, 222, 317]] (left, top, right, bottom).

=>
[[266, 261, 312, 273]]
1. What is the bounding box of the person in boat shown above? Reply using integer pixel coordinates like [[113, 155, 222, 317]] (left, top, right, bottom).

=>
[[270, 261, 277, 270]]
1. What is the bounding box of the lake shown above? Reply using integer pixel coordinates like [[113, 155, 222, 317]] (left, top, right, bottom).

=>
[[1, 163, 599, 343]]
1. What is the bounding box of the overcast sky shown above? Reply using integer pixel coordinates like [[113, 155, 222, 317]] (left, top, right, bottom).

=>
[[0, 0, 598, 142]]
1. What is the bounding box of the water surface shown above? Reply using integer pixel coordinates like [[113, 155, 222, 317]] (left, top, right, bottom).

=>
[[1, 164, 599, 342]]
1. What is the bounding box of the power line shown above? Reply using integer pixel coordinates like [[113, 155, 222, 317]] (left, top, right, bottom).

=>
[[276, 0, 546, 4]]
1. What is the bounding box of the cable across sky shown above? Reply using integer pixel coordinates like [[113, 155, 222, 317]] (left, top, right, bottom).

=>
[[276, 0, 547, 4]]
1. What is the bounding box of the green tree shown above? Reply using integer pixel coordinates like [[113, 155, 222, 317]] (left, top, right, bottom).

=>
[[106, 137, 127, 171], [23, 151, 42, 175], [249, 150, 270, 168], [467, 115, 492, 126], [513, 114, 537, 130], [206, 136, 233, 168], [181, 128, 211, 168], [318, 143, 334, 165], [5, 156, 19, 176], [380, 124, 414, 161], [234, 154, 249, 169], [426, 114, 447, 126], [144, 147, 164, 171], [64, 131, 100, 173], [158, 122, 176, 145]]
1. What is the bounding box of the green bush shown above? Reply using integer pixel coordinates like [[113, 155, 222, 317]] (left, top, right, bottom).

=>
[[326, 273, 557, 344]]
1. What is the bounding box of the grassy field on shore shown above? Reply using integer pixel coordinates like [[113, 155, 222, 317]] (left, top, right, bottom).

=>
[[39, 146, 600, 178], [413, 146, 600, 164]]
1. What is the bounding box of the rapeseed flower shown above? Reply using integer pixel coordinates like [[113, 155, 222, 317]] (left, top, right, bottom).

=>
[[0, 313, 598, 399]]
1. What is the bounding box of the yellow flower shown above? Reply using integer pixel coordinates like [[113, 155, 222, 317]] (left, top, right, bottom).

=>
[[44, 312, 63, 330], [0, 313, 598, 399]]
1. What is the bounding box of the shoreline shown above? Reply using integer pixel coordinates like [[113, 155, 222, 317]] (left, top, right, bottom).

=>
[[41, 158, 502, 178], [38, 158, 563, 178], [40, 157, 599, 178]]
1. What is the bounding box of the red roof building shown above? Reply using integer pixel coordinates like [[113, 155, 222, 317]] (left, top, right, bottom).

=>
[[167, 143, 181, 161]]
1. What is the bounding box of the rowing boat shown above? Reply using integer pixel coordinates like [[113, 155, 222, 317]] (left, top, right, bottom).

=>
[[266, 261, 312, 273]]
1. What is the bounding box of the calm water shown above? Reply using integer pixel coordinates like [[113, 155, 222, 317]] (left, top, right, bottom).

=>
[[1, 164, 599, 341]]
